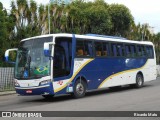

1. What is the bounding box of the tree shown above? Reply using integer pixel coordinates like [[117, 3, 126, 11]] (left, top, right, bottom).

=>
[[86, 0, 112, 35], [38, 4, 48, 34], [27, 0, 40, 36], [66, 0, 112, 35], [10, 0, 41, 41], [10, 0, 29, 41], [108, 4, 134, 36], [50, 3, 67, 33], [0, 2, 15, 66]]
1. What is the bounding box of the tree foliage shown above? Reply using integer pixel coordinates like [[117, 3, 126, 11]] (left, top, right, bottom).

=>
[[7, 0, 134, 42], [0, 2, 15, 66], [108, 4, 133, 36]]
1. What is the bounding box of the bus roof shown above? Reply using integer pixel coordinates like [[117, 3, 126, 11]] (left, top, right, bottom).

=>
[[21, 33, 153, 45], [85, 34, 127, 40]]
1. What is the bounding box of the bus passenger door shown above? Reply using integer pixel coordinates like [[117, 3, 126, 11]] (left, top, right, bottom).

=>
[[53, 37, 72, 80]]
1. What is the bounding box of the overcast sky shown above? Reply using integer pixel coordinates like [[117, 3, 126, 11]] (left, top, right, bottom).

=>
[[0, 0, 160, 33]]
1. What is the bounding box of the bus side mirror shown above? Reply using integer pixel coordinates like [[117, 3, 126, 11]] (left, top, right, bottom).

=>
[[5, 48, 18, 64], [44, 42, 54, 57]]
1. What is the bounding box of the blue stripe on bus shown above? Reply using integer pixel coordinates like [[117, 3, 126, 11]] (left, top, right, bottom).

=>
[[55, 57, 147, 95]]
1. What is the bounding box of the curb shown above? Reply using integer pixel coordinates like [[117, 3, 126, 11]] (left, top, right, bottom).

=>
[[0, 91, 16, 96]]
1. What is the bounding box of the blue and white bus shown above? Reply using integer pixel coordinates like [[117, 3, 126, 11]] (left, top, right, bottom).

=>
[[5, 33, 157, 98]]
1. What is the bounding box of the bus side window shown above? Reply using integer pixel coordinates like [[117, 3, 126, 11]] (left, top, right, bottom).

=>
[[141, 46, 146, 57], [146, 46, 154, 58], [125, 45, 131, 57], [111, 44, 117, 57], [137, 45, 142, 57], [95, 42, 102, 57], [76, 40, 84, 56], [102, 42, 110, 57], [76, 40, 93, 57], [117, 44, 124, 57], [137, 45, 146, 57], [84, 41, 93, 57], [130, 45, 136, 57]]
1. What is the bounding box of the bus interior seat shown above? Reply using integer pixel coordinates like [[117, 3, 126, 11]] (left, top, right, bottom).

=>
[[103, 51, 107, 56], [84, 51, 89, 56], [96, 51, 102, 56], [77, 49, 84, 56]]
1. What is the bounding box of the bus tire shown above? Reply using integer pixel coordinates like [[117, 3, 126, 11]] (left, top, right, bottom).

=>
[[72, 79, 86, 98], [135, 74, 144, 88]]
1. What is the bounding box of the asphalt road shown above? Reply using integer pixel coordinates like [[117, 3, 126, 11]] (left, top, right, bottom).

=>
[[0, 78, 160, 119]]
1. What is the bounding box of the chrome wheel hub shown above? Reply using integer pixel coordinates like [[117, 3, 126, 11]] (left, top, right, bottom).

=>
[[76, 83, 84, 95], [138, 77, 142, 86]]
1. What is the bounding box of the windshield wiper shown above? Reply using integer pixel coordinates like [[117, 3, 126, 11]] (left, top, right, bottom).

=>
[[15, 76, 43, 80]]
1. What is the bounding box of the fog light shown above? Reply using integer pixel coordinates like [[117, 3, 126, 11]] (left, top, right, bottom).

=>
[[39, 80, 51, 86], [43, 92, 49, 95]]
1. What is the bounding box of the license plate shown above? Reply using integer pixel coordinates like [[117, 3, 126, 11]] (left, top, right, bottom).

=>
[[26, 90, 32, 93]]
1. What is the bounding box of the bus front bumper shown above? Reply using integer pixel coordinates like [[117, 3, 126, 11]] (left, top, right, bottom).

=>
[[15, 83, 54, 95]]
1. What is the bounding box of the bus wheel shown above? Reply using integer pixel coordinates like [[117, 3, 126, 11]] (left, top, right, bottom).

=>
[[73, 79, 86, 98], [135, 74, 144, 88], [42, 95, 54, 99]]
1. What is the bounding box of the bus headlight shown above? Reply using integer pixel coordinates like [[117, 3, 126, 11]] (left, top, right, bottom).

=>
[[14, 80, 20, 87], [39, 80, 51, 86]]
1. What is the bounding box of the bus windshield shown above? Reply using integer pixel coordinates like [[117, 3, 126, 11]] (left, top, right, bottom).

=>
[[15, 37, 52, 79]]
